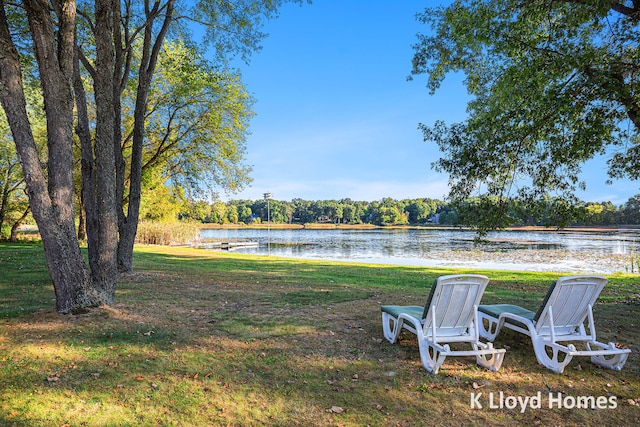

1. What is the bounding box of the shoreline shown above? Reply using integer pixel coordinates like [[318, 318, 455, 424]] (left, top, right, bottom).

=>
[[199, 223, 640, 233]]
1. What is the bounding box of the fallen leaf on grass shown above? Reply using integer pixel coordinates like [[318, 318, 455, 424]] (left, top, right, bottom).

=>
[[329, 406, 344, 414], [135, 376, 145, 381]]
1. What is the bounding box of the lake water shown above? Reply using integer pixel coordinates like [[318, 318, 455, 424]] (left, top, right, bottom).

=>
[[199, 228, 640, 274]]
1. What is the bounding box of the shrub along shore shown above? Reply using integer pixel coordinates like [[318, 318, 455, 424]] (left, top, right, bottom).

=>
[[0, 242, 638, 426]]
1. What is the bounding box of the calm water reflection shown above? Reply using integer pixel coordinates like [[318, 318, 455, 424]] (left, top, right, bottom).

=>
[[199, 228, 640, 272]]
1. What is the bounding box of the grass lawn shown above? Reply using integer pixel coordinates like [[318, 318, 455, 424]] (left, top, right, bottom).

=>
[[0, 242, 639, 426]]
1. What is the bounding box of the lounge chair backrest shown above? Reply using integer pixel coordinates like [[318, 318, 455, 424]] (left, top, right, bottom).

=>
[[533, 276, 608, 336], [422, 274, 490, 338], [420, 278, 440, 319]]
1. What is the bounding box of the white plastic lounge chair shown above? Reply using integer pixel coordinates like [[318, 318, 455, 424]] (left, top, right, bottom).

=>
[[381, 274, 506, 374], [478, 276, 630, 374]]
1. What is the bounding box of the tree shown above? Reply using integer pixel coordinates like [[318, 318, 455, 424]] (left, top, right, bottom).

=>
[[115, 40, 254, 225], [341, 203, 356, 224], [405, 198, 435, 224], [292, 198, 314, 223], [413, 1, 639, 230], [623, 194, 640, 224], [583, 202, 605, 225], [1, 0, 308, 313], [226, 204, 239, 224], [237, 204, 252, 224], [1, 0, 103, 312], [600, 201, 621, 225], [229, 199, 253, 223], [181, 200, 212, 222], [104, 0, 307, 272]]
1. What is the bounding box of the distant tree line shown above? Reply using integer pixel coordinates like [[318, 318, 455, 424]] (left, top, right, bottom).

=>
[[177, 195, 640, 227]]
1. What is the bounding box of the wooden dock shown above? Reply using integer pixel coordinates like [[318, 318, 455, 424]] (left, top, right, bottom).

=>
[[198, 240, 259, 250]]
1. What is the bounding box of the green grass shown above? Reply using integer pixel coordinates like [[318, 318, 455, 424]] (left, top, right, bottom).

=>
[[0, 243, 639, 426]]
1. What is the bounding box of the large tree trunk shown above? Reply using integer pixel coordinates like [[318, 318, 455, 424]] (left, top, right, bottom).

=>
[[87, 0, 119, 297], [0, 0, 107, 313], [73, 0, 122, 288]]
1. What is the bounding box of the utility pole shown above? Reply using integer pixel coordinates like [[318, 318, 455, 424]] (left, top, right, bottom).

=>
[[264, 192, 272, 255]]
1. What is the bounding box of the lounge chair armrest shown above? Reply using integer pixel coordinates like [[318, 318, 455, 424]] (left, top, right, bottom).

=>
[[498, 312, 537, 334], [397, 313, 423, 331]]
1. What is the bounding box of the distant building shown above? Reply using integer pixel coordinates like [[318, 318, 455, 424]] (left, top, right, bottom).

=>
[[428, 213, 440, 224]]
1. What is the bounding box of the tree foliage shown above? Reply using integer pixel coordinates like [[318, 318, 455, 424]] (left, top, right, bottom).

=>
[[136, 40, 254, 199], [412, 0, 639, 230], [194, 195, 636, 227]]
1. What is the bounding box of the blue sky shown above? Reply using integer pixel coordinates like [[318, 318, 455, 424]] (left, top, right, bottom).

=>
[[224, 0, 638, 205]]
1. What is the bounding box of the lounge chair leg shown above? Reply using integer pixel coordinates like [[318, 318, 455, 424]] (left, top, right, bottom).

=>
[[474, 343, 506, 372], [533, 341, 574, 374], [590, 353, 628, 371], [381, 312, 402, 344], [587, 342, 630, 371], [418, 342, 448, 375], [478, 313, 501, 341]]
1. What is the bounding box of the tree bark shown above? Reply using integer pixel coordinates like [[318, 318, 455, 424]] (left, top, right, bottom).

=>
[[88, 0, 119, 297]]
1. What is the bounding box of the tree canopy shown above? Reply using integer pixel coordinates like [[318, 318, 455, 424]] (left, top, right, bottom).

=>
[[136, 40, 254, 199], [412, 0, 639, 230]]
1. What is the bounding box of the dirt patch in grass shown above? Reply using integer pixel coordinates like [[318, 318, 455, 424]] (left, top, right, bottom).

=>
[[1, 246, 639, 426]]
